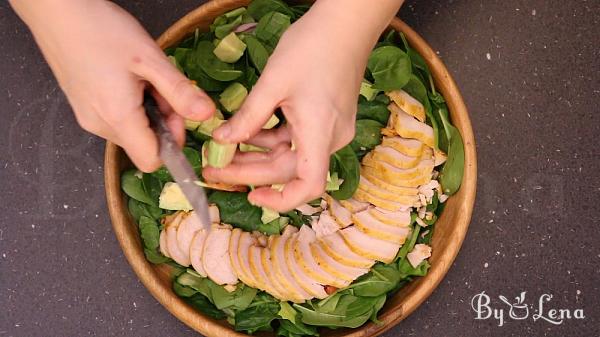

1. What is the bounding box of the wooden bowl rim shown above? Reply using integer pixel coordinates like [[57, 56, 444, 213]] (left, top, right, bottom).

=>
[[104, 1, 477, 336]]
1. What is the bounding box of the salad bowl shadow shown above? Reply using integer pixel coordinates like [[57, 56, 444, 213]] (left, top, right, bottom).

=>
[[104, 0, 477, 336]]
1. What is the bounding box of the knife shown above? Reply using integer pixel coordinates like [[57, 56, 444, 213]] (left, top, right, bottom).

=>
[[143, 92, 211, 230]]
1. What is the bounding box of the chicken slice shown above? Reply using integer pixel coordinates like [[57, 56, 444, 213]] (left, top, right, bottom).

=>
[[407, 243, 432, 268], [340, 226, 400, 263], [388, 103, 435, 148], [248, 245, 285, 299], [296, 203, 322, 215], [189, 229, 208, 277], [324, 194, 353, 228], [318, 231, 375, 268], [386, 89, 426, 122], [165, 213, 190, 266], [362, 153, 434, 181], [354, 188, 419, 211], [261, 248, 292, 300], [236, 231, 260, 288], [310, 242, 369, 282], [368, 207, 411, 227], [339, 198, 370, 213], [176, 212, 205, 263], [228, 228, 256, 288], [284, 234, 328, 299], [352, 210, 411, 244], [359, 176, 419, 201], [159, 230, 170, 258], [360, 172, 419, 195], [371, 145, 430, 169], [270, 230, 311, 303], [312, 211, 341, 238], [202, 224, 238, 285], [381, 136, 425, 157], [362, 166, 432, 188], [293, 226, 349, 288]]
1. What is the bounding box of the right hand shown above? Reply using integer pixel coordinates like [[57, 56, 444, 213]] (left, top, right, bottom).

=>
[[10, 0, 215, 172]]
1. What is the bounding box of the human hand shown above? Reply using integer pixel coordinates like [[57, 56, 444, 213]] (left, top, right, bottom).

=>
[[202, 1, 396, 212], [10, 0, 215, 172]]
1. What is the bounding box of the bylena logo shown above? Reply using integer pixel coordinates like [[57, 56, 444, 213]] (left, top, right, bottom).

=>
[[471, 291, 585, 327]]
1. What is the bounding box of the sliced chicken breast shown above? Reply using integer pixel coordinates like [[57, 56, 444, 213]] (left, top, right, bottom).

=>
[[338, 198, 370, 213], [284, 234, 328, 299], [312, 211, 341, 238], [407, 243, 432, 268], [362, 166, 432, 188], [159, 230, 170, 258], [360, 172, 419, 195], [270, 232, 311, 302], [293, 226, 349, 288], [388, 103, 435, 148], [371, 145, 428, 169], [261, 248, 291, 300], [228, 228, 257, 287], [296, 203, 322, 215], [324, 194, 353, 228], [358, 176, 419, 202], [362, 154, 434, 181], [236, 231, 260, 288], [165, 213, 190, 266], [189, 229, 208, 277], [310, 242, 369, 282], [381, 136, 425, 157], [248, 245, 285, 299], [318, 231, 375, 268], [208, 204, 220, 223], [202, 224, 238, 285], [368, 207, 411, 227], [352, 210, 411, 244], [386, 89, 426, 122], [354, 187, 418, 211], [176, 212, 205, 263], [340, 226, 400, 263]]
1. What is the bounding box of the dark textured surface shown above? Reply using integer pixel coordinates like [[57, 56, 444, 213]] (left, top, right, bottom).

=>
[[1, 1, 599, 336]]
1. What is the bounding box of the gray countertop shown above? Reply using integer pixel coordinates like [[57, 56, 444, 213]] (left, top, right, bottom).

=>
[[1, 1, 598, 336]]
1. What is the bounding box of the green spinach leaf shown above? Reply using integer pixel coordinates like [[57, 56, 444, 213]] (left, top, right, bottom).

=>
[[244, 35, 270, 73], [255, 11, 291, 51], [348, 264, 402, 297], [367, 46, 412, 90], [185, 293, 227, 320], [194, 40, 243, 81], [276, 319, 319, 337], [121, 169, 154, 205], [208, 191, 262, 231], [438, 122, 464, 195], [143, 248, 170, 264], [247, 0, 294, 21], [128, 198, 162, 222], [235, 292, 280, 333], [329, 145, 360, 200], [356, 95, 390, 124], [350, 119, 383, 158], [138, 216, 160, 250]]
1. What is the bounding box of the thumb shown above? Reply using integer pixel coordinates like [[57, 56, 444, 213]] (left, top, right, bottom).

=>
[[213, 79, 281, 143], [133, 53, 215, 120]]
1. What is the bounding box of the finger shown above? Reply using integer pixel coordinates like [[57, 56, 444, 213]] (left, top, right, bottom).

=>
[[202, 146, 296, 186], [105, 104, 161, 172], [213, 76, 282, 143], [248, 137, 330, 212], [231, 141, 290, 165], [132, 52, 215, 121], [244, 126, 291, 149]]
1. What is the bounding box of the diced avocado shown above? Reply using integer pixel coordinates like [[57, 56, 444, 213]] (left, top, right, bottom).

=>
[[213, 32, 247, 63], [271, 184, 285, 192], [219, 82, 248, 112], [239, 143, 268, 152], [159, 182, 192, 211], [360, 80, 380, 101], [262, 114, 280, 129], [206, 140, 237, 168], [168, 55, 183, 72], [325, 171, 344, 191], [261, 207, 280, 224], [185, 109, 224, 131]]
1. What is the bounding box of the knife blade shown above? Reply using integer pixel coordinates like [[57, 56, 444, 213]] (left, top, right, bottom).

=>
[[143, 92, 211, 230]]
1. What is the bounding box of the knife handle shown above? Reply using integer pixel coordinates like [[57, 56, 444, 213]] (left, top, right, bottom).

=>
[[143, 92, 171, 136]]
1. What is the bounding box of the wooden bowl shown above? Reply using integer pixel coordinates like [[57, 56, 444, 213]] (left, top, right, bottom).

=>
[[104, 1, 477, 336]]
